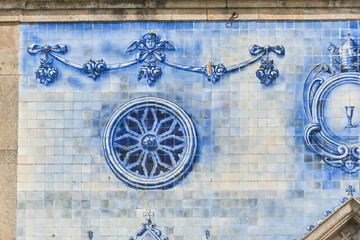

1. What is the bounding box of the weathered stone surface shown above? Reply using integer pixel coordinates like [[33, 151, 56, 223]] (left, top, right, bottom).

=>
[[0, 0, 358, 21], [21, 10, 89, 22], [0, 22, 18, 150], [171, 9, 207, 20], [0, 150, 17, 165], [330, 8, 360, 20], [0, 10, 20, 22], [329, 220, 360, 240], [0, 22, 18, 240], [0, 74, 18, 150], [0, 24, 18, 54], [207, 8, 258, 20], [0, 110, 18, 150], [258, 8, 306, 20], [0, 54, 18, 75], [227, 0, 360, 8], [0, 163, 17, 240], [1, 0, 360, 9], [148, 0, 226, 8], [0, 75, 18, 105], [0, 164, 17, 193]]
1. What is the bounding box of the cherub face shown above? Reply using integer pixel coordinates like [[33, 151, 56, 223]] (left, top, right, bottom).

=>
[[145, 38, 156, 49]]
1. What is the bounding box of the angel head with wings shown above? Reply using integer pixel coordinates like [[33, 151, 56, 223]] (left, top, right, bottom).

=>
[[143, 33, 157, 49], [126, 33, 176, 85], [126, 33, 175, 62]]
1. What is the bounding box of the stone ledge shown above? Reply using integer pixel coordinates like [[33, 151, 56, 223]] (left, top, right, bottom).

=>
[[0, 8, 359, 22], [1, 0, 360, 10], [0, 1, 359, 22]]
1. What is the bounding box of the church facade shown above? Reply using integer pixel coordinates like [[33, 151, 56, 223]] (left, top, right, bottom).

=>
[[1, 1, 360, 239]]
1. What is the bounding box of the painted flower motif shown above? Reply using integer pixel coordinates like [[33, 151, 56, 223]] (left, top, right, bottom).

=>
[[82, 59, 107, 79], [138, 66, 162, 85], [202, 63, 227, 83], [256, 59, 279, 86], [35, 59, 58, 85], [126, 33, 175, 85]]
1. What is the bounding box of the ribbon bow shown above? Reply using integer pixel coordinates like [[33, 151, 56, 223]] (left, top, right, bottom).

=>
[[27, 44, 67, 55], [249, 45, 284, 86], [249, 44, 285, 56], [136, 50, 166, 63]]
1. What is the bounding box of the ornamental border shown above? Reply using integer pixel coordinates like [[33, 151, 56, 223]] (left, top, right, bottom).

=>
[[303, 69, 360, 172], [27, 32, 285, 86]]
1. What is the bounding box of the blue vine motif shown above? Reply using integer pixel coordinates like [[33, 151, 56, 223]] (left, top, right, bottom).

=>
[[26, 33, 285, 86], [126, 33, 175, 85]]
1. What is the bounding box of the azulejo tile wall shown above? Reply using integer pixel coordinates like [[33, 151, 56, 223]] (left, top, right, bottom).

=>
[[18, 21, 360, 239]]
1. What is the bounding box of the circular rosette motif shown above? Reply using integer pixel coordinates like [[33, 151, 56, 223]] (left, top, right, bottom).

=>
[[103, 97, 197, 189]]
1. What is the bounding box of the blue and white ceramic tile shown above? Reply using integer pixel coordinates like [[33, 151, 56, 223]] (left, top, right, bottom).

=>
[[18, 21, 360, 240]]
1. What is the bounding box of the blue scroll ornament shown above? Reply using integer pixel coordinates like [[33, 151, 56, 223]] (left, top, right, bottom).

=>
[[303, 35, 360, 172], [27, 33, 285, 86]]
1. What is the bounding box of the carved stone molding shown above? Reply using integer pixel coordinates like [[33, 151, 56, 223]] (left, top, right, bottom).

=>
[[3, 0, 360, 10], [302, 197, 360, 240], [2, 1, 360, 22]]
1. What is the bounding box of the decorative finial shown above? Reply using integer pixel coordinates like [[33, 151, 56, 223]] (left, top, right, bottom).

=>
[[346, 185, 355, 198], [130, 209, 168, 240], [339, 35, 359, 72], [87, 231, 93, 240], [143, 209, 154, 223], [205, 230, 210, 239], [340, 231, 352, 240]]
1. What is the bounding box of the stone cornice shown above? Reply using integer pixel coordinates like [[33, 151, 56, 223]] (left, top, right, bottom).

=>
[[302, 197, 360, 240], [0, 0, 359, 22], [2, 0, 360, 10]]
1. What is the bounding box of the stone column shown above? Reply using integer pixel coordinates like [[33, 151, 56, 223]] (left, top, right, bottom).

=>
[[0, 22, 19, 240]]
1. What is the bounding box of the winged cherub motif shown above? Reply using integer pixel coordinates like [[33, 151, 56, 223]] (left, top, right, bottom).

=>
[[126, 33, 175, 85]]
